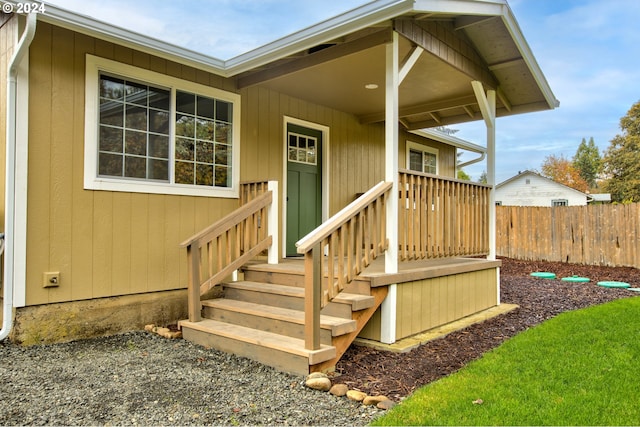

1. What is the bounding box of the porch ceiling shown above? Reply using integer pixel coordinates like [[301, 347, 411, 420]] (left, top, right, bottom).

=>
[[236, 13, 558, 131]]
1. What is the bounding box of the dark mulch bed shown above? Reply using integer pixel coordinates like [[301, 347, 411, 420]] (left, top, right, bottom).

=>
[[334, 257, 639, 400]]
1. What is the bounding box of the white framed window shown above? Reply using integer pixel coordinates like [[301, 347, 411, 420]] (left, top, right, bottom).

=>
[[84, 55, 241, 198], [406, 141, 438, 174], [552, 199, 568, 207]]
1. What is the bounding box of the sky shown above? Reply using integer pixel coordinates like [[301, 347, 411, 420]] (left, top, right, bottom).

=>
[[46, 0, 640, 183]]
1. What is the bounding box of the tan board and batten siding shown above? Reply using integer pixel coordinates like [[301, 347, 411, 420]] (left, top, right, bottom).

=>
[[359, 268, 498, 341], [22, 21, 456, 306]]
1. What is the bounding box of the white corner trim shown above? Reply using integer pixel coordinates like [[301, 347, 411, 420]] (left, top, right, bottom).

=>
[[13, 38, 29, 308], [380, 283, 397, 344]]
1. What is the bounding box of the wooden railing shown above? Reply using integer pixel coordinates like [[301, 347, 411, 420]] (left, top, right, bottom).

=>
[[181, 189, 274, 322], [240, 180, 270, 206], [296, 181, 392, 350], [399, 169, 490, 260]]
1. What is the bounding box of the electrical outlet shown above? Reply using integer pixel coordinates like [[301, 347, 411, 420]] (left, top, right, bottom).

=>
[[43, 272, 60, 288]]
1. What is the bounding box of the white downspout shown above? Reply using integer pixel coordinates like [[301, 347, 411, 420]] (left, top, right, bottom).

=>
[[1, 12, 37, 341]]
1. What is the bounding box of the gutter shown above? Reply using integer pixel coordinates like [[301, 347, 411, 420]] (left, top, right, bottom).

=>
[[412, 128, 487, 169], [1, 12, 37, 341]]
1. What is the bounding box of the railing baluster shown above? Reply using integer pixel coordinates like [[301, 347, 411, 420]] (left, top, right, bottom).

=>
[[187, 244, 201, 322], [181, 184, 275, 326], [295, 181, 392, 351], [397, 170, 490, 259]]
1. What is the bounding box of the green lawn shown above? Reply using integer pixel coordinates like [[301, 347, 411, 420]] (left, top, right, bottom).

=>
[[373, 297, 640, 426]]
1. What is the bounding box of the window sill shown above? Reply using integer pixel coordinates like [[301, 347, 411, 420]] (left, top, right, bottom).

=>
[[84, 177, 238, 198]]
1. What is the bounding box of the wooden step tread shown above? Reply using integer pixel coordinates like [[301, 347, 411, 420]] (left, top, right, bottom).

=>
[[332, 292, 375, 311], [225, 281, 374, 310], [202, 298, 357, 336], [179, 319, 336, 365], [224, 281, 304, 297]]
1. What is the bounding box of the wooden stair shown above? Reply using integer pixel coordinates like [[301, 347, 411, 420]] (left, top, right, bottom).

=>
[[179, 261, 386, 375]]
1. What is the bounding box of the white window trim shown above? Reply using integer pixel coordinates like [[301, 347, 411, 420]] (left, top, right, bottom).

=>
[[84, 54, 241, 198], [406, 140, 438, 174]]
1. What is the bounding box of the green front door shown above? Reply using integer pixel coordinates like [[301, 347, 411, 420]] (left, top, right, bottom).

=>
[[286, 124, 322, 256]]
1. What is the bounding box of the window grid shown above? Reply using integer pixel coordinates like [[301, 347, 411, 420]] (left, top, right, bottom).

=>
[[174, 91, 233, 187], [409, 148, 437, 174], [287, 132, 317, 165], [97, 74, 233, 189], [98, 74, 171, 181]]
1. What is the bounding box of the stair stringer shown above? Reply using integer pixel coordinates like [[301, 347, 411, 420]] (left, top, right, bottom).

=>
[[310, 285, 388, 373]]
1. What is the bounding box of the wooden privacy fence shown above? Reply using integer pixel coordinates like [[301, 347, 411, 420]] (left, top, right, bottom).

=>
[[496, 203, 640, 268]]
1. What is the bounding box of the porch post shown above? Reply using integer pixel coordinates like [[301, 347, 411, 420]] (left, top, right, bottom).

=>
[[267, 180, 279, 264], [381, 31, 399, 344], [471, 81, 497, 261]]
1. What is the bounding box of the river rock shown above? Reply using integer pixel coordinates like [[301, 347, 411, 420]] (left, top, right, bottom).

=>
[[305, 377, 332, 391], [377, 399, 396, 410], [329, 384, 349, 397], [307, 372, 328, 380], [363, 395, 390, 406], [155, 327, 170, 336], [346, 390, 367, 402]]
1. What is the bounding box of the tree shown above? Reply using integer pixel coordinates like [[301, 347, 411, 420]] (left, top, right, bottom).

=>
[[572, 137, 602, 189], [540, 154, 588, 192], [457, 169, 471, 180], [603, 100, 640, 203], [478, 170, 488, 184], [433, 126, 459, 136]]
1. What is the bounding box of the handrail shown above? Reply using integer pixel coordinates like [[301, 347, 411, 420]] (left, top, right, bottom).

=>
[[181, 191, 273, 322], [296, 181, 392, 253], [296, 180, 392, 350]]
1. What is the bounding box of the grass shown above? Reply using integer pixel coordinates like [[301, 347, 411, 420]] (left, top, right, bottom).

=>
[[372, 297, 640, 426]]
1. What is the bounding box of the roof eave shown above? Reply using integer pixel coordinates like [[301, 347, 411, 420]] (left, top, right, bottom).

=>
[[33, 2, 228, 75], [499, 4, 560, 110], [412, 129, 486, 154], [30, 0, 558, 110], [223, 0, 414, 75]]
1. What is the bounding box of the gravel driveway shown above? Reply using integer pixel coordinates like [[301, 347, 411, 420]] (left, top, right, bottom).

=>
[[0, 332, 383, 426]]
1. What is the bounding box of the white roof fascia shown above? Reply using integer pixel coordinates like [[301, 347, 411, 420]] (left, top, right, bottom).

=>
[[29, 0, 559, 111], [498, 4, 560, 109], [412, 129, 486, 154], [224, 0, 414, 75], [413, 0, 507, 16], [34, 2, 227, 75], [414, 0, 558, 110]]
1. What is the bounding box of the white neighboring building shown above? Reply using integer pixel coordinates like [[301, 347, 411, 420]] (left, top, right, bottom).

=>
[[495, 171, 592, 207]]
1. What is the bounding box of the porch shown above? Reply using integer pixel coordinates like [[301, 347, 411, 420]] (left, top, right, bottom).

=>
[[179, 173, 499, 375]]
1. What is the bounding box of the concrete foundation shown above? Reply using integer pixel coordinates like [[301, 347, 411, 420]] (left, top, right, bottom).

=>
[[10, 290, 188, 345]]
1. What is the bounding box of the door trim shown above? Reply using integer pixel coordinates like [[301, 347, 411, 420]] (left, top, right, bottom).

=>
[[282, 116, 330, 258]]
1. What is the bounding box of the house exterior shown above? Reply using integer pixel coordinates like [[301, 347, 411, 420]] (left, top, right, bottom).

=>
[[1, 0, 557, 373], [496, 171, 590, 207]]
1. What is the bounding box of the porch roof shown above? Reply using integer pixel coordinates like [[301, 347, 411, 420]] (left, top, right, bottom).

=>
[[34, 0, 558, 129]]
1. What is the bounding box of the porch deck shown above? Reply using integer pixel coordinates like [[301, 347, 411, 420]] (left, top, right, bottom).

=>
[[244, 256, 501, 287]]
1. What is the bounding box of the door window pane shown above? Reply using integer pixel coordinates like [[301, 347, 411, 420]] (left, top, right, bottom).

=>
[[287, 133, 317, 165]]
